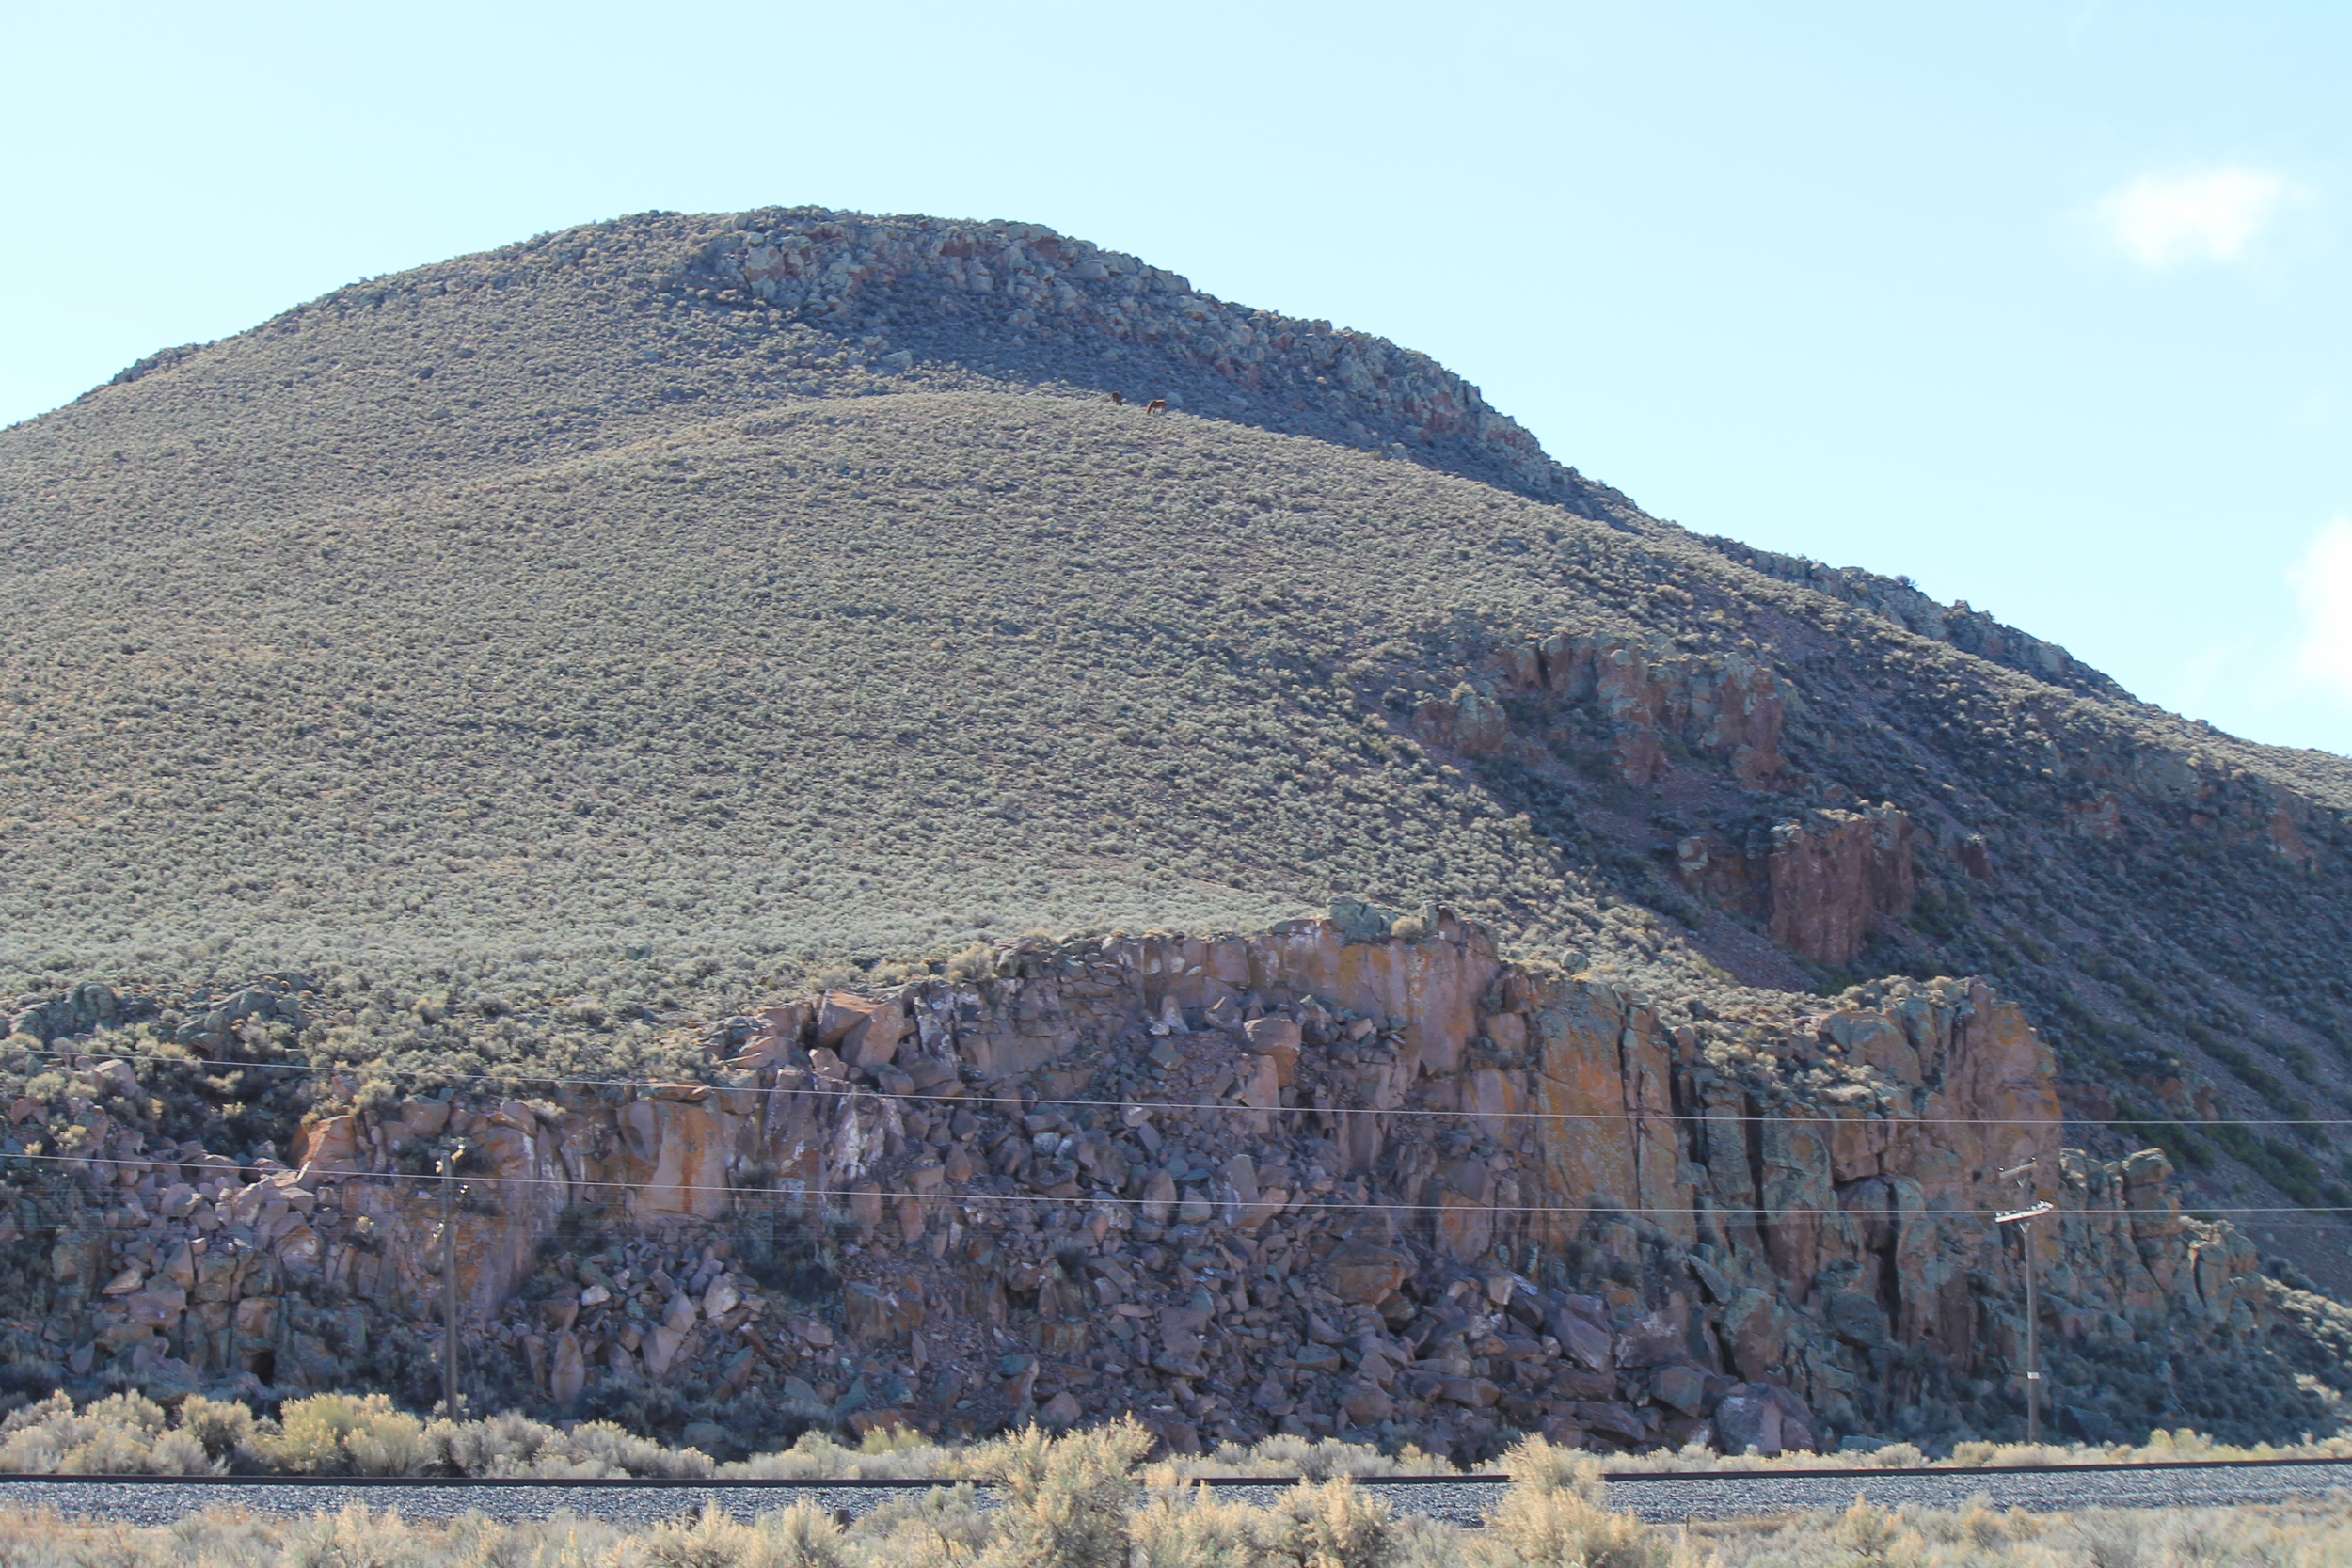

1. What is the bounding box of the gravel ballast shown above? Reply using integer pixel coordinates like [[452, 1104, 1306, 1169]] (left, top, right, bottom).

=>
[[6, 1464, 2352, 1529], [1603, 1464, 2352, 1523]]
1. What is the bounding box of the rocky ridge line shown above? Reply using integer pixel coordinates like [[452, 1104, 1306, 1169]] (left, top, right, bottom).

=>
[[660, 207, 1612, 510]]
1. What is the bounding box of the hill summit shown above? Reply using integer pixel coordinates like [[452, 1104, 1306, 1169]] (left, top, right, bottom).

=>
[[3, 208, 2352, 1446]]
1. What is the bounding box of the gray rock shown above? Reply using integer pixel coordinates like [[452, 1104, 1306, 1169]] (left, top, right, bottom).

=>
[[1547, 1307, 1615, 1371], [1715, 1391, 1783, 1457], [1827, 1290, 1892, 1347], [1651, 1364, 1708, 1417]]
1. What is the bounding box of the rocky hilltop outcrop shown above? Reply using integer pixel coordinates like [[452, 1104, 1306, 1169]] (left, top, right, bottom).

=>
[[665, 211, 1598, 508], [5, 916, 2331, 1457]]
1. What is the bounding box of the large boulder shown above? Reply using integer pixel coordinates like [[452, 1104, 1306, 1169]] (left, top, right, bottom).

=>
[[1325, 1240, 1410, 1305], [1714, 1389, 1782, 1456]]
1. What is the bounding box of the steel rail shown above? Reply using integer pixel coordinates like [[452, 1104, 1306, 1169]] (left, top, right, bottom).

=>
[[4, 1454, 2351, 1488]]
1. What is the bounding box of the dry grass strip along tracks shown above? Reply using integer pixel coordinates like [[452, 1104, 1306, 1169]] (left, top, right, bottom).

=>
[[3, 1457, 2351, 1528]]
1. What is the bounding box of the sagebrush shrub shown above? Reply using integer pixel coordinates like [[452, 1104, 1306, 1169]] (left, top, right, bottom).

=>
[[178, 1395, 257, 1462], [842, 1488, 984, 1568], [644, 1504, 771, 1568], [250, 1394, 425, 1476], [1481, 1482, 1664, 1568], [1263, 1479, 1395, 1568], [976, 1418, 1156, 1568], [1493, 1436, 1605, 1504], [1129, 1483, 1271, 1568]]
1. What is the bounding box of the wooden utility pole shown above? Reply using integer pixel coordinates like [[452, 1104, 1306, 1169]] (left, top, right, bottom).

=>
[[438, 1141, 469, 1419], [1996, 1159, 2055, 1444]]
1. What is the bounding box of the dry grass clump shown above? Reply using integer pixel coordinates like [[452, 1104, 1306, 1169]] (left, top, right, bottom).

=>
[[640, 1502, 852, 1568], [7, 1421, 2352, 1568], [1174, 1434, 1461, 1481], [10, 1391, 2352, 1482], [0, 1392, 711, 1479], [977, 1418, 1159, 1568], [1698, 1495, 2352, 1568], [0, 1392, 214, 1476], [17, 1487, 2352, 1568], [1132, 1474, 1400, 1568], [1473, 1437, 1667, 1568], [719, 1425, 961, 1482], [0, 1483, 1417, 1568]]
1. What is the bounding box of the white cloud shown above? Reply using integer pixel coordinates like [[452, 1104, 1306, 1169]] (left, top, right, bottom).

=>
[[2291, 518, 2352, 700], [2097, 168, 2293, 268]]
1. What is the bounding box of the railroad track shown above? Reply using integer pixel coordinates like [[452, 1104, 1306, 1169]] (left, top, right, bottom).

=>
[[5, 1456, 2349, 1528]]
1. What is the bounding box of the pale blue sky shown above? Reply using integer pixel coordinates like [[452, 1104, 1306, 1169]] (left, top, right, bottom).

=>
[[6, 2, 2345, 754]]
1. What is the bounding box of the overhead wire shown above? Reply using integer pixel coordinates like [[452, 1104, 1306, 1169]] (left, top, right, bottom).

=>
[[11, 1035, 2338, 1253], [8, 1040, 2332, 1132], [0, 1145, 2335, 1222]]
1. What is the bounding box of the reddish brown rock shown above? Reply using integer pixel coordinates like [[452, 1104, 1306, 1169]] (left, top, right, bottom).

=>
[[844, 1282, 922, 1343], [1244, 1016, 1302, 1085], [817, 991, 883, 1048], [1765, 806, 1915, 966], [843, 999, 909, 1071], [293, 1115, 362, 1173], [1325, 1240, 1409, 1305]]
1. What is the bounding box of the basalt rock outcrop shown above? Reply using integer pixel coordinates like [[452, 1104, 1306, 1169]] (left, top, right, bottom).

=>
[[2, 916, 2328, 1458], [675, 211, 1599, 507], [1678, 806, 1917, 969], [1408, 630, 1788, 787], [1389, 627, 1915, 970]]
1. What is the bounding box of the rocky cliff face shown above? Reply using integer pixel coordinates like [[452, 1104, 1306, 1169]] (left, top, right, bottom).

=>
[[3, 918, 2329, 1457], [9, 200, 2352, 1305]]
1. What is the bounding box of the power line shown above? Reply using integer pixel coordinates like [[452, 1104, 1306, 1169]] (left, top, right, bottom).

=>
[[12, 1041, 2329, 1132], [0, 1145, 2334, 1223]]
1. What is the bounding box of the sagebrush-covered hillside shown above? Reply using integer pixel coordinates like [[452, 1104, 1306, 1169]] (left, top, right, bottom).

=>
[[4, 206, 2350, 1279]]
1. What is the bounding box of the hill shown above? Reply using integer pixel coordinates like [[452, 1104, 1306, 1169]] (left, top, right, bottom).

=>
[[3, 206, 2351, 1320]]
